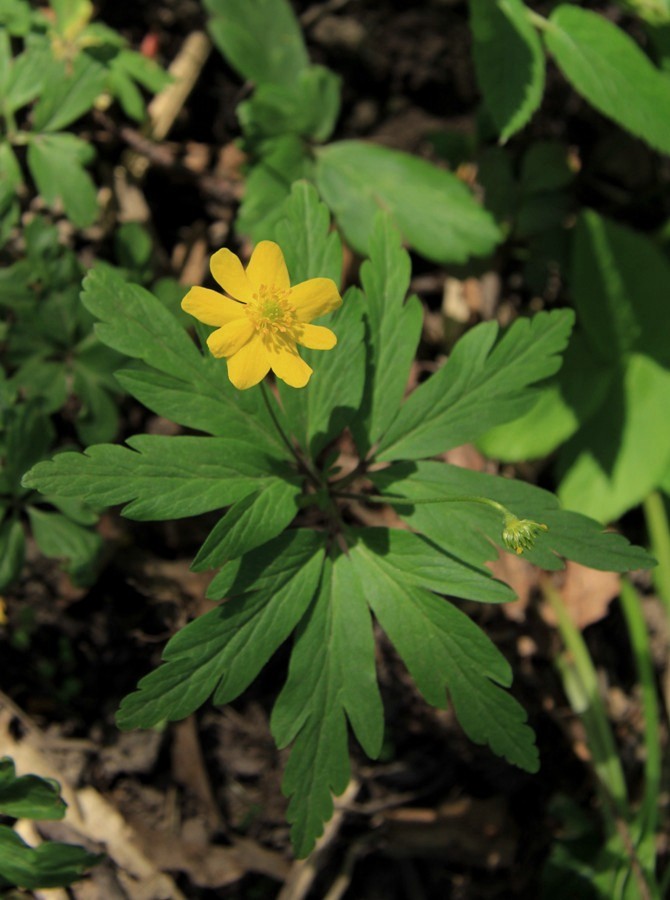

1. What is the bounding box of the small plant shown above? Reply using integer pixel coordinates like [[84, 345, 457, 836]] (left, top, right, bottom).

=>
[[23, 184, 653, 856]]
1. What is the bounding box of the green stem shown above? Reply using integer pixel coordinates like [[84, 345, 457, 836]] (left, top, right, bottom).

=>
[[259, 382, 321, 488], [643, 492, 670, 617], [526, 8, 552, 31], [334, 490, 508, 514]]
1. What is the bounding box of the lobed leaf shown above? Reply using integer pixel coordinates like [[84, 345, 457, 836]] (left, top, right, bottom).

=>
[[116, 537, 325, 729], [377, 309, 575, 461]]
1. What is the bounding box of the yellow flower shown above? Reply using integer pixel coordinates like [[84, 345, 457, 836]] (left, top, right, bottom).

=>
[[181, 241, 341, 390]]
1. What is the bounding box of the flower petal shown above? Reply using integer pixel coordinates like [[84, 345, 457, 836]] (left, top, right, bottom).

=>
[[290, 278, 342, 323], [210, 248, 254, 303], [246, 241, 290, 293], [267, 339, 313, 388], [226, 334, 271, 390], [207, 318, 254, 358], [182, 286, 246, 326], [297, 324, 337, 350]]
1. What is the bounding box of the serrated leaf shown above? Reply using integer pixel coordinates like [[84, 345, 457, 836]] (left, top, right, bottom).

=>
[[315, 140, 502, 264], [117, 536, 324, 729], [469, 0, 545, 141], [0, 758, 65, 820], [32, 54, 106, 132], [348, 527, 515, 604], [544, 5, 670, 155], [372, 461, 654, 573], [0, 825, 100, 890], [348, 542, 539, 773], [191, 478, 301, 571], [204, 0, 308, 87], [27, 133, 98, 228], [27, 507, 101, 585], [81, 266, 283, 448], [271, 554, 384, 857], [377, 309, 575, 461], [274, 181, 342, 286], [22, 436, 292, 520], [353, 215, 423, 452]]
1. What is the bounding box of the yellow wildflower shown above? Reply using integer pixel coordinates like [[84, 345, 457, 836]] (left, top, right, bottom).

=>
[[182, 241, 341, 390]]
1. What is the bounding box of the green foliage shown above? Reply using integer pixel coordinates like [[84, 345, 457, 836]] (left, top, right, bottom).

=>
[[0, 757, 101, 891], [23, 186, 653, 858], [469, 0, 545, 142], [480, 211, 670, 522]]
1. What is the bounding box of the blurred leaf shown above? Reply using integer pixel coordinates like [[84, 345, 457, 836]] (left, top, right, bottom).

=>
[[27, 507, 101, 584], [32, 54, 106, 132], [0, 758, 66, 820], [0, 515, 24, 591], [204, 0, 309, 86], [316, 140, 502, 264], [4, 45, 50, 112], [27, 133, 98, 227], [0, 825, 100, 890], [469, 0, 545, 142], [545, 6, 670, 154]]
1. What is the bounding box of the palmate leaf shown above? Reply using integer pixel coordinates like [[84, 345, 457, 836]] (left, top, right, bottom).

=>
[[354, 215, 423, 453], [271, 554, 384, 857], [376, 309, 575, 461], [117, 531, 325, 729], [348, 540, 539, 774], [82, 265, 283, 449], [372, 461, 654, 573], [22, 436, 293, 520]]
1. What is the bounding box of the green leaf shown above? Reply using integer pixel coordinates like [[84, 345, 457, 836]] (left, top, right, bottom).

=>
[[271, 554, 384, 857], [316, 140, 502, 264], [32, 54, 106, 132], [0, 515, 24, 591], [0, 142, 21, 209], [238, 65, 341, 142], [354, 215, 423, 452], [0, 758, 66, 820], [116, 533, 325, 729], [0, 825, 100, 890], [348, 527, 515, 604], [237, 135, 312, 240], [4, 45, 50, 113], [27, 133, 98, 227], [3, 400, 55, 490], [204, 0, 309, 87], [544, 5, 670, 155], [112, 48, 171, 93], [22, 436, 292, 520], [373, 461, 654, 573], [348, 541, 539, 773], [271, 182, 366, 456], [81, 266, 282, 448], [27, 507, 102, 585], [191, 478, 301, 571], [72, 363, 119, 445], [469, 0, 545, 141], [377, 309, 575, 461]]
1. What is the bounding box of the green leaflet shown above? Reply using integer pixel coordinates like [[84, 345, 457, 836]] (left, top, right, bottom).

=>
[[271, 554, 384, 857], [372, 461, 655, 573], [0, 758, 65, 820], [116, 536, 325, 729], [353, 215, 423, 454], [348, 542, 539, 773], [274, 182, 342, 286], [0, 826, 100, 890], [26, 133, 98, 228], [32, 55, 106, 132], [377, 309, 575, 461], [81, 265, 283, 448], [544, 5, 670, 155], [315, 140, 502, 264], [27, 506, 102, 585], [22, 436, 292, 520], [191, 478, 302, 571], [204, 0, 309, 87], [347, 528, 515, 604], [469, 0, 546, 141]]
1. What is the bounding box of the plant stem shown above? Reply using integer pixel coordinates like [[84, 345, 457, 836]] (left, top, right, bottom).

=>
[[526, 9, 552, 31], [643, 491, 670, 617], [259, 381, 321, 488]]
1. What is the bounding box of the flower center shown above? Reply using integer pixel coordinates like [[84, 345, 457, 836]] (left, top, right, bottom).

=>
[[246, 284, 298, 339]]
